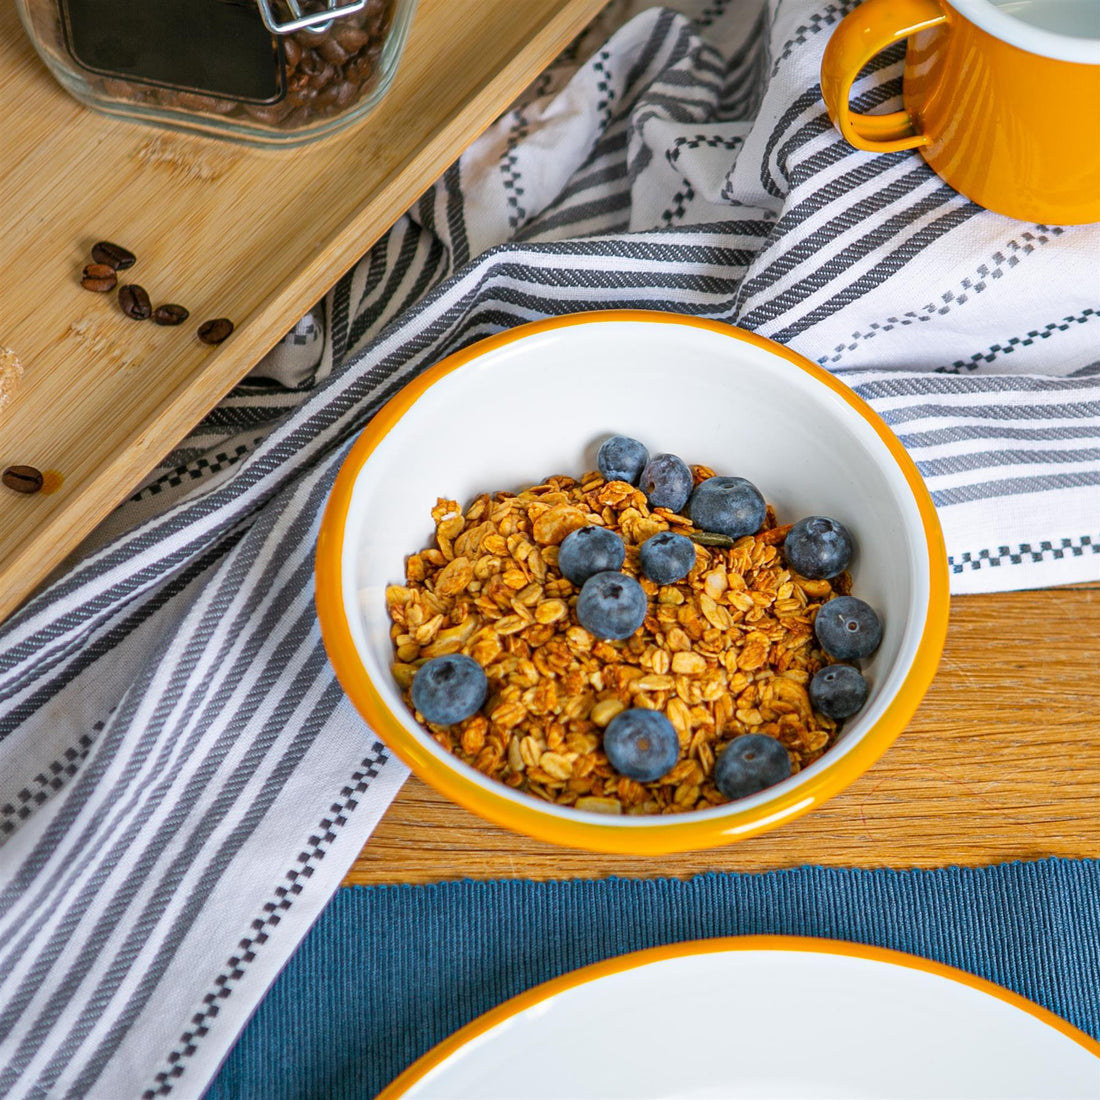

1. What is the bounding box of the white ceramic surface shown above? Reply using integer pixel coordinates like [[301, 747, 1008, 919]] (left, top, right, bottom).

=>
[[395, 940, 1100, 1099]]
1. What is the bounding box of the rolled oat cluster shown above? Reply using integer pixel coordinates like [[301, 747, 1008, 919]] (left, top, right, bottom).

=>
[[386, 467, 850, 816]]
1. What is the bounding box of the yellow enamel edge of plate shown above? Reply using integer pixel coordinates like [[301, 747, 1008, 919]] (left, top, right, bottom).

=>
[[314, 310, 951, 855], [377, 934, 1100, 1099]]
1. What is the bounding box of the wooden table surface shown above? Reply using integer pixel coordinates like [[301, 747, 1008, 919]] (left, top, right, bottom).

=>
[[345, 581, 1100, 884]]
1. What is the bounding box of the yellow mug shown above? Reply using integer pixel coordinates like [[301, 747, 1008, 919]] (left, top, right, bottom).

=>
[[820, 0, 1100, 224]]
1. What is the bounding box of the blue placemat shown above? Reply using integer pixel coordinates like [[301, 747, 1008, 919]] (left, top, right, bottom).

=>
[[205, 859, 1100, 1099]]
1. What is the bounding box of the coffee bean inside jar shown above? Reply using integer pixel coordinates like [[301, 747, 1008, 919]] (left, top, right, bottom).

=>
[[19, 0, 404, 139], [243, 1, 392, 129]]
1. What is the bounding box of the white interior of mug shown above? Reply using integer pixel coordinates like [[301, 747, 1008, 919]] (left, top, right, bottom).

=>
[[952, 0, 1100, 62]]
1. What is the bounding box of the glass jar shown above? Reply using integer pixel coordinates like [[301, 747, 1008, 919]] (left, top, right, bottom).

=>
[[14, 0, 418, 146]]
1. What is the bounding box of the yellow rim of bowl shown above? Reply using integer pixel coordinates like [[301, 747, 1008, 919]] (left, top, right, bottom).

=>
[[315, 310, 950, 854], [376, 934, 1100, 1098]]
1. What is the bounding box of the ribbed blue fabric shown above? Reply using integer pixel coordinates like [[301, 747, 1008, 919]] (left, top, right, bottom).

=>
[[205, 859, 1100, 1099]]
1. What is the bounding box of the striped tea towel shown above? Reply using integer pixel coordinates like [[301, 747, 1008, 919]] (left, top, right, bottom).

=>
[[1, 1, 1098, 1097]]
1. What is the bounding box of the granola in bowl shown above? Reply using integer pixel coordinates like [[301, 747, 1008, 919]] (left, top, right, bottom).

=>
[[386, 464, 855, 816]]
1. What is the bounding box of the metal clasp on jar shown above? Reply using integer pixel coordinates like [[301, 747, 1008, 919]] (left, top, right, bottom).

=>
[[256, 0, 367, 34]]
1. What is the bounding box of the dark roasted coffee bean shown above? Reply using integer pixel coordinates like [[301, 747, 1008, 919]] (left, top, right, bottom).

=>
[[198, 318, 234, 344], [244, 101, 294, 124], [285, 106, 314, 128], [319, 38, 349, 65], [283, 36, 302, 68], [91, 241, 136, 271], [118, 284, 153, 320], [2, 465, 44, 494], [81, 263, 117, 292], [334, 24, 369, 53], [308, 63, 337, 91], [153, 303, 190, 326], [175, 92, 236, 114], [298, 47, 326, 75]]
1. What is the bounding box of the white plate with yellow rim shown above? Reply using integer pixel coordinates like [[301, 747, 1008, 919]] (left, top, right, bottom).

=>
[[379, 936, 1100, 1098]]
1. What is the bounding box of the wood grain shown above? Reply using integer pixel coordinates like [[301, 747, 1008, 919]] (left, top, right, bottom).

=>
[[344, 583, 1100, 883], [0, 0, 606, 622]]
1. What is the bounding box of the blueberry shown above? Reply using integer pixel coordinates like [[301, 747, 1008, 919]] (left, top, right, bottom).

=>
[[639, 531, 696, 585], [410, 654, 488, 726], [640, 453, 693, 512], [576, 571, 648, 640], [784, 516, 853, 579], [814, 596, 882, 660], [597, 435, 649, 485], [602, 708, 680, 782], [688, 476, 766, 539], [714, 734, 791, 800], [810, 664, 869, 721], [558, 526, 626, 586]]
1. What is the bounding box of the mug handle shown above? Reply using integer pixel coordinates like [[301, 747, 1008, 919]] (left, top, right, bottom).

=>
[[820, 0, 947, 153]]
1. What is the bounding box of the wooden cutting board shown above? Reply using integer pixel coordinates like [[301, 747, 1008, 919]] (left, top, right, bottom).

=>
[[0, 0, 606, 622]]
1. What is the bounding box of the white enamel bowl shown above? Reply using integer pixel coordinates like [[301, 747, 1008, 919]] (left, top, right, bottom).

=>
[[315, 311, 949, 853]]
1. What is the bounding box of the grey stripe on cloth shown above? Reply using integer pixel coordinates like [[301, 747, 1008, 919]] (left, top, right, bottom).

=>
[[845, 373, 1100, 397], [917, 448, 1100, 479], [888, 424, 1100, 447], [443, 162, 470, 270], [873, 401, 1099, 425], [1, 2, 1098, 1096], [931, 470, 1100, 508]]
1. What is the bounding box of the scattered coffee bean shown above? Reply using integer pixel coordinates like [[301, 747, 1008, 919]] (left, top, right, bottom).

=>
[[81, 263, 117, 292], [2, 465, 44, 494], [198, 318, 234, 345], [153, 303, 190, 326], [91, 241, 136, 271], [119, 284, 153, 320]]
